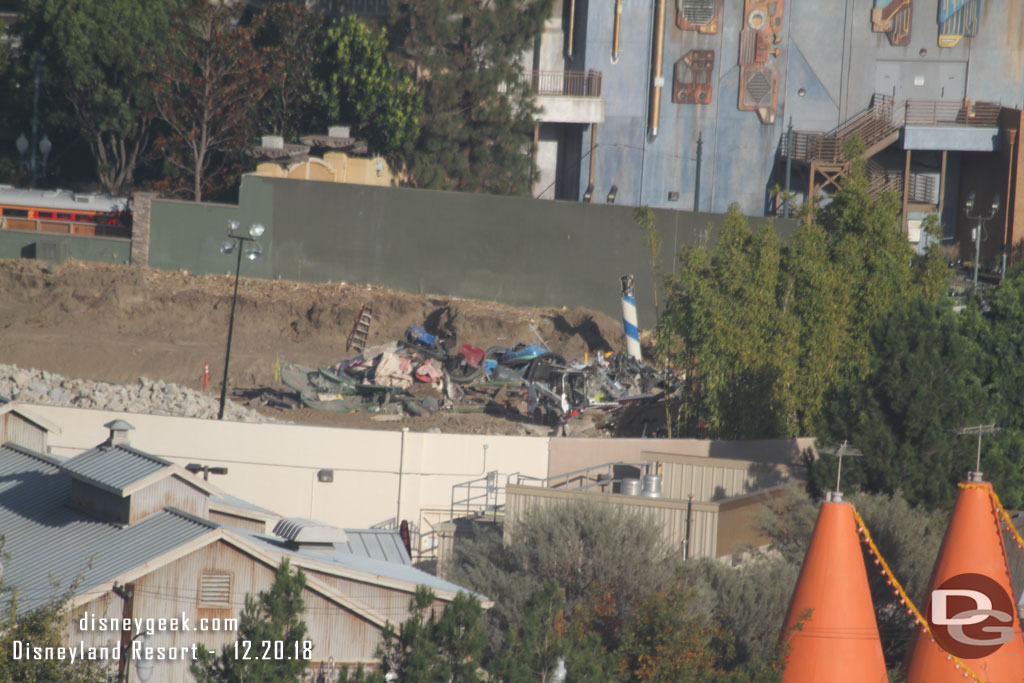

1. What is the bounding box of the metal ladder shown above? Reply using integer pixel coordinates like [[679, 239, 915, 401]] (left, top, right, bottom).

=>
[[346, 304, 373, 353]]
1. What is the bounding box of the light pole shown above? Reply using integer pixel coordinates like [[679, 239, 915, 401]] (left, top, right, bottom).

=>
[[217, 220, 265, 420], [15, 133, 52, 184], [964, 191, 1000, 288]]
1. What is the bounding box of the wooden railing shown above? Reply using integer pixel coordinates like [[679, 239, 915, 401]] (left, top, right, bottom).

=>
[[526, 70, 603, 98], [904, 99, 1001, 127]]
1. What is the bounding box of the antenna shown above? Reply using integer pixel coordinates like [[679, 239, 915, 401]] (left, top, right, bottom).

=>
[[830, 440, 863, 502], [956, 424, 998, 482]]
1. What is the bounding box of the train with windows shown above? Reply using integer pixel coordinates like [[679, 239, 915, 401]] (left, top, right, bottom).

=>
[[0, 185, 131, 238]]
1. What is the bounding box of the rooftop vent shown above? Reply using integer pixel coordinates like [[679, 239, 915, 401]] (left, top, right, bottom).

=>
[[273, 518, 348, 545], [104, 419, 134, 446]]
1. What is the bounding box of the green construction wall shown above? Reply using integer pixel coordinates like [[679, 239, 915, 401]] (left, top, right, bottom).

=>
[[0, 230, 131, 264], [144, 175, 796, 327], [253, 176, 797, 327]]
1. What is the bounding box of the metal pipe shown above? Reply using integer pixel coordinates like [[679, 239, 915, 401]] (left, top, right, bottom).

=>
[[588, 123, 598, 190], [567, 0, 576, 59], [612, 0, 622, 63], [1004, 129, 1017, 277], [694, 132, 703, 213], [217, 244, 243, 420], [784, 118, 793, 217], [684, 494, 693, 561], [648, 0, 667, 138], [620, 274, 642, 361], [396, 427, 407, 527]]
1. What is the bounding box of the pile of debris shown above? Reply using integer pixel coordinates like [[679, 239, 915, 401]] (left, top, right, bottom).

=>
[[272, 323, 676, 434]]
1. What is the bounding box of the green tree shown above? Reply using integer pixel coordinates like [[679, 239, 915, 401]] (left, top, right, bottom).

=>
[[450, 499, 678, 658], [377, 587, 486, 683], [0, 599, 113, 682], [812, 296, 989, 509], [192, 559, 310, 683], [311, 15, 420, 160], [13, 0, 183, 194], [252, 2, 325, 141], [152, 0, 265, 201], [657, 205, 798, 439], [386, 0, 552, 194], [633, 206, 663, 311]]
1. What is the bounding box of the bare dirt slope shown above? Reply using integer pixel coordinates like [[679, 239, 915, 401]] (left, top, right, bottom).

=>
[[0, 259, 627, 433]]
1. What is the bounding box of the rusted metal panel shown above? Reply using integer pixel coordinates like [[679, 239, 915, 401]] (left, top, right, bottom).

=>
[[737, 0, 784, 124], [673, 50, 715, 105], [676, 0, 719, 33]]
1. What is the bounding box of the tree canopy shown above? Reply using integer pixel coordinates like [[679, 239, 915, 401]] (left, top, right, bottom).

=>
[[386, 0, 552, 194]]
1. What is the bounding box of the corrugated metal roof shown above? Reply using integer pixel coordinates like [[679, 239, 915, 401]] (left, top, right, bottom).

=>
[[338, 529, 411, 565], [274, 518, 349, 544], [209, 491, 279, 517], [61, 444, 172, 495], [245, 533, 473, 598], [0, 444, 215, 616]]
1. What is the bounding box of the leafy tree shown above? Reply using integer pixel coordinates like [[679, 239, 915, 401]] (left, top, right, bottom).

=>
[[657, 205, 799, 439], [633, 206, 663, 312], [311, 15, 421, 160], [376, 586, 486, 683], [252, 2, 325, 141], [12, 0, 183, 194], [812, 296, 989, 509], [0, 599, 113, 682], [192, 559, 310, 683], [386, 0, 552, 194], [152, 0, 266, 201], [450, 499, 678, 658]]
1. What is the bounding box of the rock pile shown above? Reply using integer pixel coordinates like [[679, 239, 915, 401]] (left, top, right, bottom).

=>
[[0, 364, 270, 423]]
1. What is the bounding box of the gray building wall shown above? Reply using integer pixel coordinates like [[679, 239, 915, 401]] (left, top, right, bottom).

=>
[[579, 0, 1024, 215]]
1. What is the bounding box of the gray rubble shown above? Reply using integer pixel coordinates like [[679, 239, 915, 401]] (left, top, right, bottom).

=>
[[0, 364, 270, 423]]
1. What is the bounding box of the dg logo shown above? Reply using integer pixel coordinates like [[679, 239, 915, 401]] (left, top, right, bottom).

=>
[[927, 572, 1016, 659]]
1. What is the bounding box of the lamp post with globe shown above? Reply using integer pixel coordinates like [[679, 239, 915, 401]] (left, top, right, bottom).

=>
[[217, 220, 265, 420]]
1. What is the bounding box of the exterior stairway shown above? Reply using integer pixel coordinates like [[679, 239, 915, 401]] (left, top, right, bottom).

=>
[[779, 94, 902, 197]]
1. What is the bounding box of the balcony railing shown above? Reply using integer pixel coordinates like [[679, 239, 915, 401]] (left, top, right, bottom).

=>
[[904, 99, 1001, 127], [526, 70, 603, 98]]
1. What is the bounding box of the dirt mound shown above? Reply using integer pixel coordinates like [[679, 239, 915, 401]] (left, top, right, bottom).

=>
[[0, 259, 626, 433]]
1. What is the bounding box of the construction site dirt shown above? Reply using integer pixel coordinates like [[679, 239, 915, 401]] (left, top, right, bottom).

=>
[[0, 259, 643, 435]]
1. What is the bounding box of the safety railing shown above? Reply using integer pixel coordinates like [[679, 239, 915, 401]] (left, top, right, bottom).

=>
[[449, 471, 544, 521], [904, 99, 1000, 127], [525, 70, 603, 98], [779, 93, 898, 165]]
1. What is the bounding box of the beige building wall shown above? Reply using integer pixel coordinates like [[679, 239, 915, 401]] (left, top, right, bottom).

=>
[[254, 152, 403, 187], [26, 406, 550, 539], [546, 436, 816, 479]]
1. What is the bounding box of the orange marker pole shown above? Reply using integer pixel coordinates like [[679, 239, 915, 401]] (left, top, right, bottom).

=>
[[204, 361, 210, 391]]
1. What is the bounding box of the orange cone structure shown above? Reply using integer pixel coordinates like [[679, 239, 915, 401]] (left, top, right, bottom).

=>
[[781, 498, 888, 683], [905, 481, 1024, 682]]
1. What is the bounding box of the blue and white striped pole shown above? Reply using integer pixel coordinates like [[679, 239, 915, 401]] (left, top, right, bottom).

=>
[[620, 274, 642, 361]]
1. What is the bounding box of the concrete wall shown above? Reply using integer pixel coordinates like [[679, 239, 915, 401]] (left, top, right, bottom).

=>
[[25, 405, 550, 541], [0, 230, 130, 263]]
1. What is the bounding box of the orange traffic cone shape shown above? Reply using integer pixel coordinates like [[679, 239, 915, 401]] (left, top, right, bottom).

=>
[[781, 497, 888, 683], [905, 481, 1024, 682]]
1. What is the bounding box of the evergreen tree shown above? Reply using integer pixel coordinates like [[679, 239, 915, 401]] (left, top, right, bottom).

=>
[[192, 559, 310, 683], [386, 0, 552, 195]]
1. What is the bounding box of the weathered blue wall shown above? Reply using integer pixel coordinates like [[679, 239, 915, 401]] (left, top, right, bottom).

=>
[[579, 0, 1024, 216]]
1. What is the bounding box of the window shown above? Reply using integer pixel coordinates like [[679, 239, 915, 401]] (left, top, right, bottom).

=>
[[198, 571, 232, 608]]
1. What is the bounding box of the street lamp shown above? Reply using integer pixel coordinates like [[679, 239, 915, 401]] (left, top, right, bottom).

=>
[[964, 191, 1000, 288], [15, 133, 52, 184], [217, 220, 265, 419]]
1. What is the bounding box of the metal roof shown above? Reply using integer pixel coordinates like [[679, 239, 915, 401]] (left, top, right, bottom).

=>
[[0, 444, 216, 615], [0, 185, 128, 212], [337, 529, 411, 565], [246, 532, 473, 598], [274, 518, 349, 544], [209, 491, 279, 517], [61, 444, 173, 495]]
